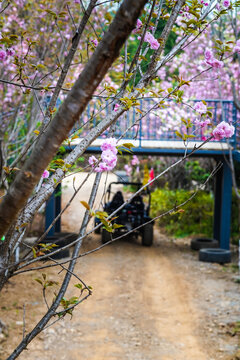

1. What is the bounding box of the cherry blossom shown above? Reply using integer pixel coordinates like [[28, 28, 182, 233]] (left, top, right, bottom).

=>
[[222, 0, 230, 7], [212, 121, 235, 140], [144, 32, 159, 50], [133, 18, 142, 33], [100, 138, 117, 153], [194, 118, 211, 128], [91, 39, 98, 47], [89, 155, 98, 166], [42, 170, 50, 178], [234, 39, 240, 53], [194, 101, 207, 114], [124, 164, 132, 176], [0, 49, 7, 61], [114, 103, 120, 112], [131, 155, 139, 166], [89, 138, 118, 172]]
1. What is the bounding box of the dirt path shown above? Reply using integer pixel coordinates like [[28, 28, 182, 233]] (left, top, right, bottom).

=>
[[0, 173, 239, 360]]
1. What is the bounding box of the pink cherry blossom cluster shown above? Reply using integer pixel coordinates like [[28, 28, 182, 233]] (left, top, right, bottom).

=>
[[91, 39, 98, 47], [124, 164, 132, 176], [144, 31, 159, 50], [133, 19, 143, 34], [234, 39, 240, 54], [205, 49, 224, 69], [89, 138, 118, 172], [194, 118, 211, 128], [216, 0, 230, 11], [212, 121, 234, 140], [0, 48, 15, 61], [42, 170, 49, 178], [197, 0, 209, 6], [131, 155, 139, 166], [222, 0, 230, 7], [194, 101, 207, 114], [114, 103, 120, 112]]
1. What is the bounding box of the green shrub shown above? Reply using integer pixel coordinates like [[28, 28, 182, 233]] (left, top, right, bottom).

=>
[[150, 187, 214, 237], [231, 190, 240, 245]]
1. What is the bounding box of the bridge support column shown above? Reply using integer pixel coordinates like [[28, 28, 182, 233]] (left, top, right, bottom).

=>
[[45, 183, 62, 236], [213, 159, 232, 249]]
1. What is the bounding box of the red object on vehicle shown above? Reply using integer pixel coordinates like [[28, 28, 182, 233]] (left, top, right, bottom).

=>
[[149, 167, 154, 184]]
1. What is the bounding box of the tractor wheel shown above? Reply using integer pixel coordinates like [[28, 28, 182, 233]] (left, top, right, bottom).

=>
[[102, 229, 112, 244], [142, 223, 153, 247]]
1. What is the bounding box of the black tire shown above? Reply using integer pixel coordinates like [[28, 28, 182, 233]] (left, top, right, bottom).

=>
[[43, 233, 78, 248], [40, 234, 71, 260], [191, 238, 219, 251], [142, 223, 153, 247], [48, 248, 70, 260], [102, 229, 112, 244], [199, 248, 231, 264]]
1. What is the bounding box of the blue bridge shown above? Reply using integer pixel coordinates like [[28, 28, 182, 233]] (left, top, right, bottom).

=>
[[46, 99, 240, 251]]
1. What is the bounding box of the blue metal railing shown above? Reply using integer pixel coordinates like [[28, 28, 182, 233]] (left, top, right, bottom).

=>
[[72, 99, 239, 149]]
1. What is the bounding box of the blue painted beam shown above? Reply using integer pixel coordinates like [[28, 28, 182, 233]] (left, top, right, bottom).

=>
[[83, 146, 232, 158]]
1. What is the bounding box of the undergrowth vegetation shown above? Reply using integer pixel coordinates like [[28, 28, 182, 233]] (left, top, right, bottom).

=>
[[151, 188, 240, 243]]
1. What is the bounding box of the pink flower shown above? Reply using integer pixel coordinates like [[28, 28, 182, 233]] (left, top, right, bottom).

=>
[[101, 149, 117, 166], [89, 155, 97, 166], [6, 48, 15, 56], [204, 48, 213, 62], [91, 39, 98, 47], [124, 164, 132, 176], [144, 32, 159, 50], [100, 138, 118, 154], [194, 101, 207, 114], [42, 170, 49, 179], [222, 0, 230, 7], [211, 58, 224, 69], [114, 103, 120, 112], [131, 155, 139, 166], [0, 50, 7, 61], [194, 118, 211, 128], [234, 39, 240, 54], [204, 49, 224, 69], [133, 18, 142, 33], [212, 121, 235, 140], [89, 138, 118, 172], [136, 19, 142, 29]]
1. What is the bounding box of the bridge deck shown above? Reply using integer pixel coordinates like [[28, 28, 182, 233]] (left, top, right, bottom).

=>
[[71, 138, 232, 156]]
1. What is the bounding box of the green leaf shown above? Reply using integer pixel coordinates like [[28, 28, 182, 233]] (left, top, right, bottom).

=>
[[175, 131, 183, 139], [121, 142, 135, 150], [35, 278, 43, 285], [113, 223, 124, 229], [80, 201, 90, 210], [74, 283, 83, 289], [95, 211, 109, 218]]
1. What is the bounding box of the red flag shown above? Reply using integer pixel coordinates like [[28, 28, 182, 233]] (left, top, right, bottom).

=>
[[149, 167, 154, 184]]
